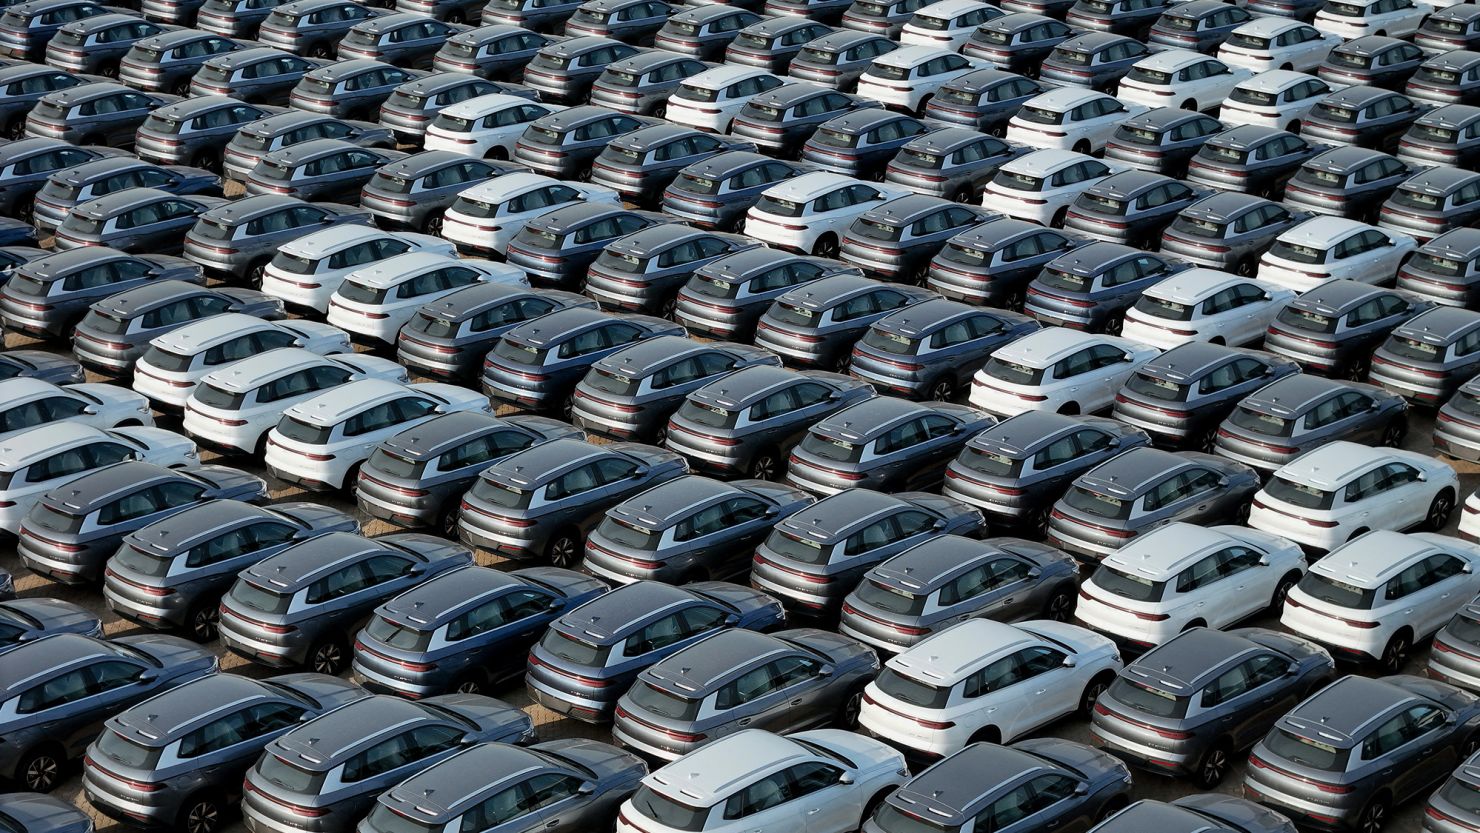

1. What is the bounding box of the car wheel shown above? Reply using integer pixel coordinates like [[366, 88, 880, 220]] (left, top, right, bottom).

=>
[[1192, 740, 1232, 789], [651, 103, 666, 119], [1235, 257, 1256, 277], [1232, 499, 1252, 525], [438, 500, 461, 538], [17, 746, 62, 792], [1005, 287, 1027, 312], [247, 260, 269, 288], [1042, 588, 1074, 622], [1031, 504, 1053, 537], [914, 94, 933, 118], [1427, 489, 1456, 531], [1181, 98, 1197, 111], [1050, 207, 1067, 227], [1285, 119, 1301, 134], [485, 146, 509, 161], [1079, 673, 1113, 717], [452, 672, 487, 695], [309, 43, 331, 58], [1096, 797, 1129, 823], [1345, 356, 1371, 383], [968, 726, 1001, 745], [1271, 571, 1300, 610], [5, 117, 24, 140], [1357, 796, 1389, 833], [1379, 631, 1410, 674], [15, 200, 33, 226], [308, 636, 348, 675], [839, 685, 866, 729], [952, 186, 973, 203], [812, 234, 838, 259], [186, 600, 220, 642], [1072, 140, 1090, 154], [749, 447, 781, 481], [927, 376, 954, 402], [180, 793, 225, 833], [1379, 415, 1407, 447], [660, 294, 678, 320], [1103, 314, 1123, 336], [423, 211, 445, 237], [546, 529, 581, 568]]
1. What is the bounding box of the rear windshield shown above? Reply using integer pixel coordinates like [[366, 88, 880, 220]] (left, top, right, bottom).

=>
[[1391, 188, 1444, 212], [1452, 391, 1480, 418], [363, 614, 433, 651], [629, 786, 709, 832], [798, 431, 863, 463], [1446, 613, 1480, 645], [1132, 295, 1194, 322], [492, 338, 547, 366], [1225, 32, 1268, 49], [754, 194, 805, 218], [677, 399, 738, 429], [770, 302, 820, 327], [854, 579, 926, 616], [871, 804, 955, 833], [366, 448, 425, 480], [897, 148, 944, 170], [271, 252, 319, 275], [1439, 778, 1480, 815], [141, 346, 195, 373], [1277, 306, 1337, 334], [958, 446, 1024, 478], [1413, 253, 1468, 277], [1387, 335, 1445, 362], [82, 310, 130, 336], [539, 628, 612, 666], [1264, 729, 1349, 772], [799, 46, 840, 65], [1411, 123, 1458, 144], [407, 312, 459, 340], [1314, 103, 1358, 124], [29, 504, 84, 534], [336, 281, 389, 305], [1228, 87, 1277, 106], [364, 804, 439, 833], [95, 730, 163, 769], [627, 681, 700, 720], [276, 417, 333, 445], [1170, 216, 1225, 239], [255, 754, 326, 794], [194, 383, 246, 410], [994, 170, 1044, 191], [865, 64, 910, 81], [595, 516, 661, 550], [1296, 572, 1375, 609], [1092, 565, 1165, 602], [229, 579, 293, 615], [111, 545, 174, 579], [1228, 405, 1292, 437], [587, 368, 641, 396], [1063, 486, 1132, 520], [674, 83, 718, 102], [875, 668, 951, 708], [1264, 475, 1335, 510], [764, 529, 829, 563], [861, 327, 920, 356], [1114, 125, 1164, 146], [1124, 372, 1187, 402], [981, 356, 1044, 386], [1037, 268, 1091, 292], [1106, 677, 1187, 718], [471, 477, 534, 510]]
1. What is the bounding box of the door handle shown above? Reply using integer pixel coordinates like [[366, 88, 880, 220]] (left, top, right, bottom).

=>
[[1035, 688, 1047, 695], [791, 698, 803, 706], [739, 717, 752, 725], [807, 809, 821, 816], [545, 822, 559, 829]]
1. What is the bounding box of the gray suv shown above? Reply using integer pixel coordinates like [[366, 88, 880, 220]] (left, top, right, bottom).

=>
[[1212, 374, 1410, 474], [73, 280, 285, 375], [181, 194, 373, 284]]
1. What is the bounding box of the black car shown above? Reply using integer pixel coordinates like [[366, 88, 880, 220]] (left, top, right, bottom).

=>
[[1318, 35, 1426, 91], [1160, 192, 1307, 274], [724, 16, 833, 74], [1103, 108, 1227, 178], [1186, 125, 1319, 199], [1303, 86, 1427, 151], [431, 24, 555, 79], [1397, 226, 1480, 307], [512, 105, 656, 180], [653, 4, 761, 60], [922, 68, 1044, 135], [590, 124, 754, 207], [1265, 280, 1434, 379], [1022, 242, 1189, 333], [520, 35, 639, 104], [840, 195, 999, 284], [800, 109, 929, 180], [1407, 49, 1480, 106], [1040, 31, 1148, 91], [585, 224, 757, 315], [1415, 3, 1480, 53], [0, 64, 101, 140], [787, 29, 896, 90], [1283, 145, 1414, 221], [661, 151, 811, 231], [359, 151, 512, 234], [960, 12, 1074, 77], [396, 282, 595, 381], [1111, 342, 1301, 450], [1147, 0, 1253, 52], [730, 82, 879, 159], [1064, 170, 1204, 249], [188, 47, 326, 105], [883, 126, 1026, 202], [1379, 165, 1480, 243], [673, 248, 863, 340], [931, 218, 1088, 311]]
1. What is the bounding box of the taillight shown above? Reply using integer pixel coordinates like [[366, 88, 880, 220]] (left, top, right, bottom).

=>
[[1248, 755, 1354, 793], [86, 758, 163, 791]]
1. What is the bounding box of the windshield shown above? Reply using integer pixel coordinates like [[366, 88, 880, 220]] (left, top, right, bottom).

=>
[[1264, 475, 1335, 510], [1092, 565, 1166, 602], [958, 445, 1024, 478], [1132, 295, 1193, 321], [764, 529, 829, 563], [676, 399, 737, 429], [229, 580, 293, 615], [853, 579, 926, 616], [194, 383, 246, 410], [627, 682, 700, 720], [595, 516, 661, 550], [539, 628, 611, 666], [1387, 336, 1445, 362], [981, 356, 1044, 385], [255, 754, 326, 794], [798, 431, 863, 463], [1228, 405, 1292, 437], [111, 545, 175, 579], [629, 786, 709, 832], [1264, 729, 1349, 771], [471, 477, 534, 510], [1123, 371, 1187, 402], [1277, 305, 1337, 334], [95, 730, 163, 769], [276, 417, 333, 445], [366, 448, 425, 480]]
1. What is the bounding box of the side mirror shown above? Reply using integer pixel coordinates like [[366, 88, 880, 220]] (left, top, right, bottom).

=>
[[292, 339, 306, 348], [764, 505, 780, 516], [1073, 782, 1090, 796], [1283, 664, 1299, 677], [82, 405, 98, 415], [724, 613, 740, 626], [1061, 655, 1076, 668], [631, 466, 649, 478], [837, 772, 855, 785], [1465, 563, 1474, 574], [545, 597, 565, 611], [1258, 555, 1271, 567], [1416, 471, 1427, 482], [932, 518, 948, 531], [817, 665, 835, 678], [137, 670, 159, 684], [578, 782, 597, 795], [1028, 566, 1042, 579]]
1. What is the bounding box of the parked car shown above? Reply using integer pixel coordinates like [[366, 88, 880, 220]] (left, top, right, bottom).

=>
[[1283, 146, 1414, 221], [592, 128, 757, 212], [665, 67, 787, 135], [1396, 227, 1480, 307], [1415, 2, 1480, 53], [0, 351, 84, 386], [1319, 36, 1426, 90], [1305, 87, 1427, 152], [442, 171, 622, 256], [260, 224, 453, 313], [1266, 281, 1434, 380], [221, 110, 393, 182], [982, 150, 1123, 228], [423, 94, 564, 161], [883, 127, 1026, 203], [1407, 49, 1480, 106], [0, 597, 98, 652], [590, 52, 711, 118], [118, 29, 245, 94], [1434, 373, 1480, 462], [848, 300, 1038, 401], [1063, 170, 1204, 249], [661, 151, 810, 232], [1148, 0, 1254, 53], [326, 253, 523, 346], [0, 247, 201, 340], [745, 173, 912, 259], [73, 281, 280, 376], [1040, 32, 1148, 92], [788, 29, 897, 90], [1122, 270, 1295, 350], [800, 110, 929, 181], [0, 64, 104, 141], [1258, 216, 1418, 293], [26, 82, 178, 149], [1119, 51, 1251, 114], [724, 16, 834, 75], [1313, 0, 1433, 41], [257, 0, 390, 57], [520, 36, 639, 104], [672, 249, 862, 341], [752, 274, 936, 370], [1219, 70, 1332, 133], [52, 188, 226, 256], [1398, 102, 1480, 169], [505, 204, 670, 289], [653, 4, 761, 60], [431, 24, 555, 78], [1022, 242, 1186, 332], [1103, 107, 1225, 178], [968, 329, 1161, 418], [0, 377, 154, 443], [1371, 306, 1480, 404], [1217, 17, 1341, 74], [960, 12, 1074, 76], [729, 83, 880, 159]]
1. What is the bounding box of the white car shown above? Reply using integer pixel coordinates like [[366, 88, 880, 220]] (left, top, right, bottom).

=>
[[0, 377, 153, 441], [857, 618, 1121, 757], [1218, 70, 1332, 132], [901, 0, 1001, 50], [982, 149, 1124, 227], [1282, 530, 1480, 671], [182, 347, 408, 456], [260, 225, 455, 314], [615, 730, 909, 833], [855, 45, 984, 114], [1007, 87, 1148, 154], [1075, 523, 1307, 650], [668, 67, 789, 133], [1216, 18, 1342, 74], [264, 378, 492, 491], [1257, 216, 1417, 292], [441, 172, 621, 256], [1313, 0, 1433, 40], [969, 329, 1160, 417], [326, 253, 527, 345], [424, 94, 567, 160], [1249, 441, 1460, 551], [1464, 487, 1480, 542], [1122, 269, 1295, 349], [745, 172, 912, 257], [133, 314, 352, 410], [0, 422, 198, 534], [1118, 50, 1253, 113]]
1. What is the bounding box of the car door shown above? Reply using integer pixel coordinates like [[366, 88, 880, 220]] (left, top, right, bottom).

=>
[[786, 760, 855, 833], [1341, 463, 1396, 530], [62, 659, 152, 756], [1200, 652, 1292, 749], [1417, 553, 1469, 636], [1364, 704, 1461, 803], [1172, 466, 1223, 522], [176, 700, 308, 777], [944, 555, 1036, 623], [520, 771, 590, 833], [720, 768, 794, 833], [1006, 645, 1075, 737]]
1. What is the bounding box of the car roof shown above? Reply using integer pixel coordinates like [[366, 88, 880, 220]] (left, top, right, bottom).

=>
[[1234, 15, 1307, 34], [889, 619, 1032, 682], [1134, 49, 1208, 71], [686, 65, 774, 87], [1180, 191, 1266, 223], [283, 379, 414, 425], [593, 335, 703, 376], [1138, 341, 1242, 380], [1274, 441, 1391, 489], [1396, 305, 1480, 341], [129, 499, 270, 551], [1146, 268, 1251, 303], [1277, 216, 1367, 247], [381, 744, 549, 817], [1292, 279, 1388, 314], [872, 535, 1001, 588], [646, 629, 788, 689], [688, 365, 806, 408], [274, 696, 433, 764], [1404, 165, 1480, 193], [1416, 103, 1480, 129], [902, 126, 991, 153], [345, 252, 457, 289], [380, 565, 521, 625], [112, 674, 280, 742], [646, 731, 816, 804], [1333, 35, 1404, 56], [1302, 145, 1389, 174], [1081, 447, 1193, 496], [745, 15, 821, 34], [1002, 148, 1085, 175], [1421, 227, 1480, 260], [814, 396, 934, 441], [914, 0, 989, 16], [280, 224, 388, 257], [1426, 50, 1480, 71], [1238, 69, 1309, 92], [1305, 530, 1438, 589], [556, 581, 697, 642], [49, 462, 185, 513], [607, 475, 738, 530], [1240, 373, 1344, 414], [1022, 86, 1104, 111], [873, 298, 978, 337], [150, 313, 270, 354], [1285, 676, 1414, 743], [1060, 31, 1128, 50], [763, 171, 859, 202], [0, 635, 113, 695], [0, 422, 108, 470], [969, 410, 1095, 455], [1127, 627, 1262, 691], [485, 438, 609, 488], [821, 108, 910, 134], [379, 411, 504, 459], [784, 488, 914, 537], [1321, 85, 1397, 109], [200, 347, 332, 392], [989, 328, 1106, 368], [892, 743, 1063, 821], [1102, 525, 1246, 578]]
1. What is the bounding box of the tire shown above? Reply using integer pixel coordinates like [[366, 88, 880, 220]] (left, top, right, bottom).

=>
[[839, 685, 866, 729], [926, 376, 954, 402], [1183, 619, 1207, 632], [1345, 355, 1371, 383], [1079, 673, 1112, 717], [1181, 98, 1197, 111], [1096, 797, 1129, 823], [1192, 740, 1232, 789], [1030, 504, 1053, 537], [651, 103, 666, 119], [308, 635, 348, 675], [1103, 315, 1123, 337], [1232, 499, 1252, 525], [545, 528, 581, 568], [438, 500, 461, 539], [185, 599, 220, 643], [812, 234, 839, 259], [1270, 571, 1300, 611], [1050, 207, 1067, 227], [16, 745, 62, 792], [1379, 630, 1410, 674], [951, 186, 973, 204], [1356, 795, 1389, 833], [914, 94, 933, 118], [1427, 489, 1456, 531], [1235, 257, 1256, 277], [178, 792, 226, 833], [1285, 119, 1300, 134], [1042, 588, 1074, 622], [1197, 424, 1219, 454], [423, 211, 446, 237], [659, 294, 678, 320], [486, 146, 509, 161], [749, 446, 782, 481], [1072, 140, 1090, 154], [341, 463, 362, 492], [1379, 415, 1407, 447], [5, 117, 25, 140], [1057, 402, 1079, 415], [247, 260, 269, 288], [308, 43, 331, 58], [968, 726, 1000, 745], [452, 671, 487, 695]]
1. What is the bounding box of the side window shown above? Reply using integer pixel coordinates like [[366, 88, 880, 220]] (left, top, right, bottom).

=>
[[624, 613, 688, 657], [1363, 705, 1446, 759], [17, 669, 93, 714], [724, 772, 791, 820], [963, 654, 1019, 698], [342, 732, 417, 783]]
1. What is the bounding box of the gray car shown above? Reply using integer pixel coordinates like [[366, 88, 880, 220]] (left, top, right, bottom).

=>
[[520, 36, 639, 104], [1213, 374, 1409, 474], [1368, 306, 1480, 405], [0, 598, 101, 651], [195, 0, 290, 38], [0, 138, 122, 218], [787, 396, 997, 495], [1092, 627, 1336, 789], [1103, 108, 1226, 179], [613, 627, 877, 760], [182, 194, 373, 283], [673, 249, 862, 341], [1398, 227, 1480, 308], [1046, 448, 1261, 562], [1245, 674, 1480, 833], [1187, 126, 1320, 199], [222, 111, 394, 183], [43, 13, 171, 77], [257, 0, 388, 57], [17, 462, 268, 585], [864, 739, 1133, 833], [1380, 166, 1480, 244], [0, 0, 118, 62], [53, 188, 227, 255], [0, 64, 103, 140], [241, 694, 535, 833], [506, 204, 674, 290], [1280, 146, 1413, 222], [840, 196, 1000, 285], [724, 16, 834, 75], [25, 82, 177, 148], [244, 139, 405, 203], [562, 0, 673, 45], [730, 83, 879, 159], [571, 337, 779, 443], [924, 69, 1045, 136], [336, 13, 466, 68], [591, 125, 754, 209], [103, 499, 358, 640], [431, 25, 555, 79], [83, 673, 369, 833], [589, 51, 711, 118], [188, 48, 326, 105], [396, 283, 595, 382], [0, 351, 82, 386], [883, 127, 1027, 203], [350, 564, 607, 697], [653, 4, 761, 60], [359, 152, 510, 234], [525, 579, 787, 723], [1111, 342, 1302, 451], [1160, 193, 1307, 274], [936, 220, 1096, 313], [1435, 376, 1480, 462], [751, 487, 985, 618], [664, 364, 875, 479], [1093, 797, 1296, 833], [359, 740, 644, 833], [0, 633, 217, 793], [455, 439, 688, 566], [660, 151, 811, 231], [512, 105, 657, 181], [838, 535, 1080, 653], [355, 411, 581, 533], [0, 247, 202, 340], [479, 0, 582, 32], [0, 794, 93, 833], [134, 96, 278, 171], [849, 299, 1040, 401], [942, 411, 1152, 532], [1265, 281, 1435, 380], [378, 72, 508, 144], [582, 474, 814, 584], [218, 532, 471, 674], [1425, 747, 1480, 833], [754, 275, 937, 370], [118, 29, 245, 95], [1428, 594, 1480, 694], [73, 279, 284, 374], [481, 308, 685, 416], [287, 59, 423, 121], [1063, 170, 1205, 249]]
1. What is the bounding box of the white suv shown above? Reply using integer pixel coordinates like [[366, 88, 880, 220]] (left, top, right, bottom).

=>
[[857, 618, 1121, 757], [424, 94, 566, 160], [668, 67, 789, 133], [1006, 88, 1147, 154], [855, 46, 984, 114], [326, 253, 527, 345], [1257, 217, 1417, 292], [746, 172, 911, 257], [260, 225, 455, 314], [1121, 270, 1295, 349], [1281, 530, 1480, 671], [0, 378, 154, 442], [441, 172, 620, 256], [1075, 522, 1307, 650], [969, 329, 1160, 418], [981, 150, 1123, 227]]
